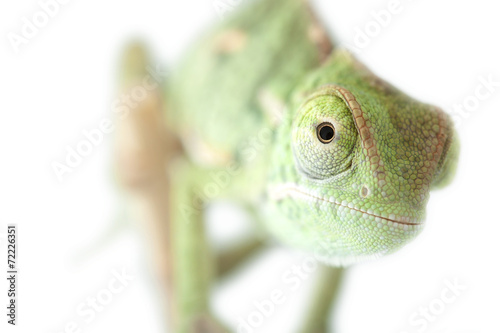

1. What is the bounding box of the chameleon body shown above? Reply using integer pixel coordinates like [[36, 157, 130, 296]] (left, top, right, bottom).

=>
[[119, 0, 458, 331], [168, 0, 458, 265]]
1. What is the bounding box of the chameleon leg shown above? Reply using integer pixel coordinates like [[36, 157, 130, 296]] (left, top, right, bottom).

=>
[[216, 236, 267, 278], [116, 43, 228, 332], [115, 42, 181, 328], [297, 265, 345, 333], [169, 160, 231, 333], [215, 202, 270, 279]]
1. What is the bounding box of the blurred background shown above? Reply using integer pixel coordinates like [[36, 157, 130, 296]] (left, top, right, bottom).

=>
[[1, 0, 499, 332]]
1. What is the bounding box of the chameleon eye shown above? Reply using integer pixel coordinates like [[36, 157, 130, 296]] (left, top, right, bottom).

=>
[[317, 122, 335, 143], [292, 92, 357, 179]]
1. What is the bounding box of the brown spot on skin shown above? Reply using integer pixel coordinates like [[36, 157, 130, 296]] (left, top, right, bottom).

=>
[[308, 24, 333, 63], [360, 185, 370, 197], [257, 88, 286, 126], [190, 314, 227, 333], [305, 1, 333, 63], [180, 127, 232, 167], [213, 29, 248, 54]]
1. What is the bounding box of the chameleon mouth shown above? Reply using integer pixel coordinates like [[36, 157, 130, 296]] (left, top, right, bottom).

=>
[[268, 183, 424, 227]]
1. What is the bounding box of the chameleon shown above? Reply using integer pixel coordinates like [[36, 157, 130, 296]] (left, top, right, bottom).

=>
[[115, 0, 459, 332]]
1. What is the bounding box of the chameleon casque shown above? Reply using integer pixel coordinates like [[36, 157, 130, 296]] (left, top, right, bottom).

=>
[[116, 0, 459, 331]]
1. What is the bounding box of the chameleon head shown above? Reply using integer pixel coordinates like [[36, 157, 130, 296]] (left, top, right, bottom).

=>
[[266, 54, 459, 266]]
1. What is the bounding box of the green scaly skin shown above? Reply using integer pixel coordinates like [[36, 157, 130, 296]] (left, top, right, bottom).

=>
[[265, 50, 459, 265], [122, 0, 459, 331]]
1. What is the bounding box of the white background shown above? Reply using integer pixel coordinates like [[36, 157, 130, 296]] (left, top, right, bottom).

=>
[[1, 0, 499, 332]]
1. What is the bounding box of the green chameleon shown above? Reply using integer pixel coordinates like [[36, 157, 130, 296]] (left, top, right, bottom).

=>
[[116, 0, 459, 332]]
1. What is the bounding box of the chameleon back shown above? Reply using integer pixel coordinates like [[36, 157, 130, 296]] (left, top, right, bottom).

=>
[[167, 0, 332, 166]]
